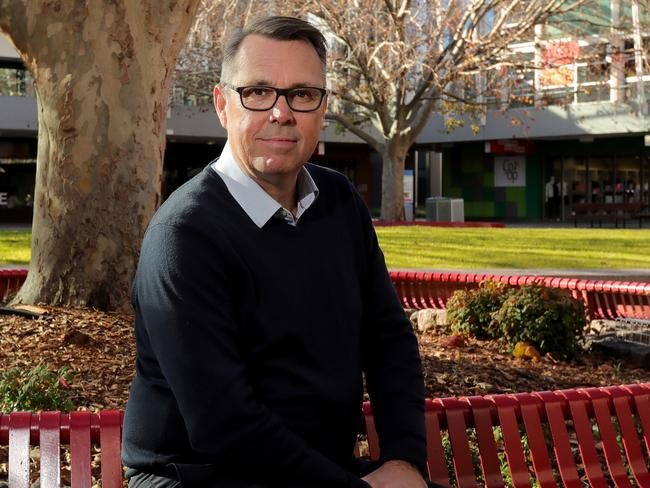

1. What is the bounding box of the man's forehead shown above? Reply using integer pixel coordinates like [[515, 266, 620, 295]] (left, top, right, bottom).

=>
[[230, 34, 325, 86]]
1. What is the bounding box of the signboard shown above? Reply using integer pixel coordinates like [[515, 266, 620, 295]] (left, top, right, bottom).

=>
[[403, 169, 414, 204], [485, 140, 534, 155], [404, 169, 414, 220], [541, 40, 579, 87], [495, 156, 526, 187]]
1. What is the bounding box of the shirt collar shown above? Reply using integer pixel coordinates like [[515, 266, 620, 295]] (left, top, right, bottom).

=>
[[212, 141, 319, 228]]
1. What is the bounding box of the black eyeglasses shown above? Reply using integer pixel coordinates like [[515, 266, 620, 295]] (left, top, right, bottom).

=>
[[224, 84, 327, 112]]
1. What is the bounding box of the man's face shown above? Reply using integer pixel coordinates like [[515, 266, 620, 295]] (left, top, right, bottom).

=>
[[214, 35, 327, 186]]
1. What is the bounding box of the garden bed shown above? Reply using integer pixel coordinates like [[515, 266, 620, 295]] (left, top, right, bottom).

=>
[[1, 306, 647, 410]]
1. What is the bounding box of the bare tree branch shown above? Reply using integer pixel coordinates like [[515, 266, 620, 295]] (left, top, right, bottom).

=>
[[325, 113, 382, 152]]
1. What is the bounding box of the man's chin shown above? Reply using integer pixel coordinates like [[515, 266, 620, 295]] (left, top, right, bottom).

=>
[[252, 156, 304, 174]]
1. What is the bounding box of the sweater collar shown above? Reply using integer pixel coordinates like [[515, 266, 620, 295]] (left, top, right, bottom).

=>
[[211, 141, 319, 228]]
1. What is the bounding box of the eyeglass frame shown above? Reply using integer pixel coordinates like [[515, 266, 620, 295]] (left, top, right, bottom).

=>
[[223, 83, 328, 113]]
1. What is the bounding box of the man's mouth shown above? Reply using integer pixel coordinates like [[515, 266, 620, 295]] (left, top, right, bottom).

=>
[[259, 137, 298, 142]]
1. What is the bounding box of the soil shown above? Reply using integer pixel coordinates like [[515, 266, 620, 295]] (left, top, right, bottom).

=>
[[1, 305, 648, 411]]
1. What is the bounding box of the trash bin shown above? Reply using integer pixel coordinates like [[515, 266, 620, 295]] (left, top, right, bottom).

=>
[[426, 197, 464, 222]]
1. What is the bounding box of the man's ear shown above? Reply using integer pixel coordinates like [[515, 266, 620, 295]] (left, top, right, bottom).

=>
[[213, 85, 228, 129]]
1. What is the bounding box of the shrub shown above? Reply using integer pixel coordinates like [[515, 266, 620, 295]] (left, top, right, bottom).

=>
[[495, 284, 586, 360], [446, 280, 510, 338], [0, 363, 74, 412]]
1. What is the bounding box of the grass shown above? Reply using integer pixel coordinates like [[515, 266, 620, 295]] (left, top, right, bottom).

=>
[[1, 227, 649, 270], [0, 231, 31, 265], [376, 227, 650, 269]]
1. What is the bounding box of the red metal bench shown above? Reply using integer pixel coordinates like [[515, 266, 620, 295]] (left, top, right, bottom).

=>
[[0, 410, 123, 488], [3, 384, 649, 487], [364, 384, 650, 487]]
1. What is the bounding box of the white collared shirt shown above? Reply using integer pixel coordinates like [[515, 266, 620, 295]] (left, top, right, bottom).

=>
[[211, 141, 319, 228]]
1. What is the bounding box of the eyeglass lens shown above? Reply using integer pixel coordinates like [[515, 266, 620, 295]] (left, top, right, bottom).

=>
[[239, 86, 324, 111]]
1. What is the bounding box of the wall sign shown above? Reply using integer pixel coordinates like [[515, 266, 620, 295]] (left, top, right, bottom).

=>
[[495, 156, 526, 187]]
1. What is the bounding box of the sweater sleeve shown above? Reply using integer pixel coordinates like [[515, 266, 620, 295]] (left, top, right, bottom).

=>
[[355, 199, 428, 474], [132, 223, 370, 488]]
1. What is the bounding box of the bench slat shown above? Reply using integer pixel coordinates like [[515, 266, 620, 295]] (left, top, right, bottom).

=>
[[606, 387, 650, 486], [424, 403, 451, 487], [39, 412, 61, 488], [364, 409, 380, 460], [441, 398, 477, 487], [536, 392, 582, 488], [582, 389, 635, 488], [492, 396, 532, 488], [623, 384, 650, 455], [70, 411, 92, 488], [559, 390, 609, 488], [99, 410, 124, 488], [515, 394, 557, 488], [8, 412, 31, 488], [467, 396, 505, 488]]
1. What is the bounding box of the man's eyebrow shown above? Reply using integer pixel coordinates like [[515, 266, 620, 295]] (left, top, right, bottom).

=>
[[243, 80, 322, 88]]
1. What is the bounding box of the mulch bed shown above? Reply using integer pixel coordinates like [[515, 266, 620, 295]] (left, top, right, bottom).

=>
[[1, 305, 648, 411], [1, 306, 648, 486]]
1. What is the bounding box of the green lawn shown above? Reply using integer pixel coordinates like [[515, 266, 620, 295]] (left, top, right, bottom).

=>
[[376, 227, 650, 269], [0, 231, 31, 265], [1, 227, 649, 270]]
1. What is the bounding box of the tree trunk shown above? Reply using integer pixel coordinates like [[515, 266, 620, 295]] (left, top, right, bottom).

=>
[[379, 141, 409, 221], [0, 0, 201, 310]]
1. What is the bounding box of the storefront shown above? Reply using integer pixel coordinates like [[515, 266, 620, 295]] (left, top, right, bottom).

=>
[[544, 138, 650, 221], [431, 134, 649, 222]]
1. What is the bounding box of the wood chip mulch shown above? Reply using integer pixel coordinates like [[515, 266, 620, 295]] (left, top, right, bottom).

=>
[[0, 305, 648, 412]]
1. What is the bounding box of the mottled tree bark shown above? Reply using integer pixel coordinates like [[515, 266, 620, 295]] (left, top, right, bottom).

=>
[[379, 141, 409, 221], [0, 0, 201, 310]]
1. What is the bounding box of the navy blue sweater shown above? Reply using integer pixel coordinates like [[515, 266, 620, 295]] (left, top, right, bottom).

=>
[[122, 163, 426, 487]]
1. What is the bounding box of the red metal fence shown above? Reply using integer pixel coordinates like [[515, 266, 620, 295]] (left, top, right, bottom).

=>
[[3, 268, 649, 319], [390, 271, 650, 320]]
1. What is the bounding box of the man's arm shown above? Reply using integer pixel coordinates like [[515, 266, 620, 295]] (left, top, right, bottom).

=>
[[353, 191, 428, 478], [133, 223, 370, 487]]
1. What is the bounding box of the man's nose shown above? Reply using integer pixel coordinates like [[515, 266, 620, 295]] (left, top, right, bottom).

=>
[[269, 95, 295, 124]]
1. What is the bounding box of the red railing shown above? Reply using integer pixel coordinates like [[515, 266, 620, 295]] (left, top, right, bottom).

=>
[[390, 270, 650, 320], [4, 268, 649, 319]]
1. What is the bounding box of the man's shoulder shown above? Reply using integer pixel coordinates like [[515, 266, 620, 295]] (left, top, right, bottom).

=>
[[305, 163, 358, 203], [305, 162, 349, 185], [150, 163, 230, 228]]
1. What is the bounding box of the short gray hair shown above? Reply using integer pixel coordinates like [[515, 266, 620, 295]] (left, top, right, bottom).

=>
[[220, 16, 327, 84]]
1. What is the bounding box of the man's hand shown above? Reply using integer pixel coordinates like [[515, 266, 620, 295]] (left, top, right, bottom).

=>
[[361, 460, 427, 488]]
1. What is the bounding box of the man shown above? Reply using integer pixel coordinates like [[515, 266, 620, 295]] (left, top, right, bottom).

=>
[[122, 16, 431, 488]]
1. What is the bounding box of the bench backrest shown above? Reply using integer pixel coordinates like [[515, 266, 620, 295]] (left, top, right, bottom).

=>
[[364, 384, 650, 487], [3, 385, 650, 488], [0, 410, 123, 488]]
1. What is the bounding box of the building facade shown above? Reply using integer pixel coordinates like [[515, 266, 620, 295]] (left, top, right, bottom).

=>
[[415, 0, 649, 221], [1, 1, 649, 223]]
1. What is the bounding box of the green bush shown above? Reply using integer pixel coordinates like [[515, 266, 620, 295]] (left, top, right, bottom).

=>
[[0, 363, 75, 412], [446, 280, 510, 338], [495, 284, 587, 360]]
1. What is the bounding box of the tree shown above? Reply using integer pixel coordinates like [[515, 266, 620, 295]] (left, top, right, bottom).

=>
[[0, 0, 201, 310], [299, 0, 586, 220], [173, 0, 287, 105], [173, 0, 645, 222]]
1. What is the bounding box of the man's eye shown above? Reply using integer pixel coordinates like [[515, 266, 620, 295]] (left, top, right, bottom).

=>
[[243, 87, 273, 98], [292, 89, 315, 100]]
